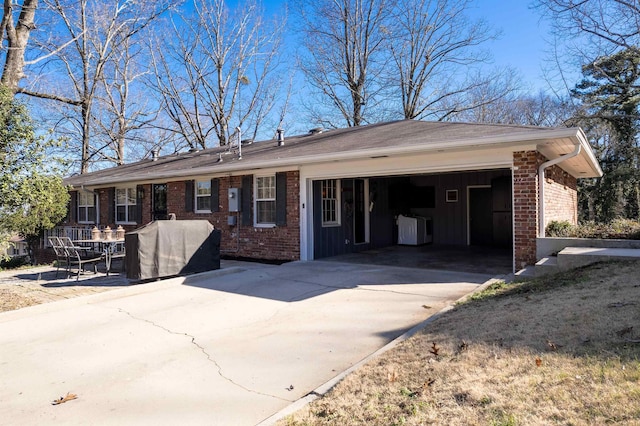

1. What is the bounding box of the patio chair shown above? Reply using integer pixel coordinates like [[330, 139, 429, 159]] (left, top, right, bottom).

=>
[[106, 242, 126, 276], [49, 236, 69, 278], [60, 237, 104, 281]]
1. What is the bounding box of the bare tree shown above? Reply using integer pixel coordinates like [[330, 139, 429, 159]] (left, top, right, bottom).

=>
[[454, 84, 574, 127], [535, 0, 640, 53], [0, 0, 38, 92], [92, 34, 160, 166], [149, 0, 285, 149], [20, 0, 174, 173], [295, 0, 388, 128], [388, 0, 501, 120]]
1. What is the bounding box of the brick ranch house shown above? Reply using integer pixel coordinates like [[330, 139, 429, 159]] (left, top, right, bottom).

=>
[[60, 120, 602, 272]]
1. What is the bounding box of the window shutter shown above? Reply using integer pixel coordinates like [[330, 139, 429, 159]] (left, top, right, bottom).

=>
[[185, 180, 194, 212], [93, 192, 99, 223], [210, 178, 220, 212], [107, 188, 115, 224], [276, 172, 287, 226], [69, 191, 78, 223], [136, 185, 144, 223], [241, 174, 253, 226]]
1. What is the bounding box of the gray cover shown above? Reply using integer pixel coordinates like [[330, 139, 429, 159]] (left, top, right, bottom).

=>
[[125, 220, 221, 280]]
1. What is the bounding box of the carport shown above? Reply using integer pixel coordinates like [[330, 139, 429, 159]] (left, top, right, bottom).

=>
[[306, 169, 514, 272]]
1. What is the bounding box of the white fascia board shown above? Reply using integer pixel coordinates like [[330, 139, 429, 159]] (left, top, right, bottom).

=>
[[79, 166, 300, 189]]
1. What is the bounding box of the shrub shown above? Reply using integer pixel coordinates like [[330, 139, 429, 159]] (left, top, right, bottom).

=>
[[546, 220, 574, 237], [546, 219, 640, 239], [0, 255, 30, 270]]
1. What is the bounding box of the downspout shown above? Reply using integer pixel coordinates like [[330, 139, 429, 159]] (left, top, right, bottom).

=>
[[538, 144, 581, 237]]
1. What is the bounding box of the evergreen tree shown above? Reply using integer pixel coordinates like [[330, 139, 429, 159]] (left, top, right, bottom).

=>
[[572, 48, 640, 221]]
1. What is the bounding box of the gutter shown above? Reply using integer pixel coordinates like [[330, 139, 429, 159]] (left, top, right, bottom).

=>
[[538, 143, 582, 237]]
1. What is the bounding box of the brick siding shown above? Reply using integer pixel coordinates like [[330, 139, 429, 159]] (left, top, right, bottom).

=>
[[543, 164, 578, 226], [513, 151, 540, 269], [70, 171, 301, 262]]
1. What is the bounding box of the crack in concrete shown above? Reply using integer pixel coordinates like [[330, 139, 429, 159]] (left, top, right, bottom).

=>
[[112, 306, 291, 403]]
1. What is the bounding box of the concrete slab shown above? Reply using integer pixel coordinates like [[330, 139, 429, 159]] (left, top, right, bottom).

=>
[[558, 247, 640, 270], [0, 260, 495, 425]]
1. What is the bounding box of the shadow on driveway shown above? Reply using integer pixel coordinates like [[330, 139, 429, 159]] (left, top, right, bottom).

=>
[[181, 260, 498, 303]]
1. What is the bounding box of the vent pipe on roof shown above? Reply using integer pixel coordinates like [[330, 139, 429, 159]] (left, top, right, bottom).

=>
[[277, 128, 285, 146], [538, 143, 581, 238], [151, 148, 159, 161]]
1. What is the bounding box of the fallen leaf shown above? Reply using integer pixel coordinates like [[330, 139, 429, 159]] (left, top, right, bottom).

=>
[[535, 357, 542, 367], [51, 392, 77, 406], [387, 368, 398, 383], [421, 305, 432, 309], [429, 342, 440, 357]]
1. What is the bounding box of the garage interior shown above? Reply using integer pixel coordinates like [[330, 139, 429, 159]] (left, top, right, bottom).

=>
[[312, 169, 514, 274]]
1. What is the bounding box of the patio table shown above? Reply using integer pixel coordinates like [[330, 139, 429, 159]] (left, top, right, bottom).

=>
[[73, 239, 125, 275]]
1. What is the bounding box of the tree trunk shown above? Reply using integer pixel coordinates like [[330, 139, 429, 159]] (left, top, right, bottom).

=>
[[1, 0, 39, 93]]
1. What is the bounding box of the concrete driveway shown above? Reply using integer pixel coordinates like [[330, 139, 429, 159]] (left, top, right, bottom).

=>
[[0, 260, 500, 425]]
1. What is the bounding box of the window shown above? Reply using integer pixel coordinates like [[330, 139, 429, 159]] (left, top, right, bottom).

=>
[[255, 175, 276, 226], [78, 191, 95, 223], [195, 180, 211, 212], [321, 179, 340, 226], [115, 187, 137, 223]]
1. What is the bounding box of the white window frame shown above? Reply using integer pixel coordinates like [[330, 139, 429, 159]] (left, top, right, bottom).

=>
[[254, 175, 276, 227], [77, 190, 96, 224], [115, 187, 137, 224], [195, 180, 212, 213], [321, 179, 341, 227]]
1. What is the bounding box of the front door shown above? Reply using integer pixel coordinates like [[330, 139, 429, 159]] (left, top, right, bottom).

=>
[[152, 184, 167, 220], [469, 187, 493, 246]]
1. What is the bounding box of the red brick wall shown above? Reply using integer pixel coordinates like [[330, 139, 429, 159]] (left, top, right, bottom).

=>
[[97, 188, 110, 226], [64, 172, 300, 261], [166, 171, 300, 261], [513, 151, 539, 269], [543, 164, 578, 226]]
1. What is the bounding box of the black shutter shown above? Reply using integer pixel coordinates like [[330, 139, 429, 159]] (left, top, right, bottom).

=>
[[211, 178, 220, 212], [276, 172, 287, 226], [107, 187, 115, 224], [93, 192, 98, 223], [242, 174, 253, 226], [69, 191, 78, 223], [185, 180, 194, 212], [136, 185, 143, 223]]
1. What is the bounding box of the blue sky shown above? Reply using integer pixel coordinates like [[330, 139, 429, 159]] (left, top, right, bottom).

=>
[[467, 0, 552, 91]]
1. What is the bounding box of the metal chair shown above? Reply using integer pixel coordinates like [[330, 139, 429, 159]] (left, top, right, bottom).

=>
[[48, 236, 68, 278], [60, 237, 104, 281]]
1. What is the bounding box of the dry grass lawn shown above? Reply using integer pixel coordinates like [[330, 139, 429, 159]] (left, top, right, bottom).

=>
[[280, 261, 640, 426]]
